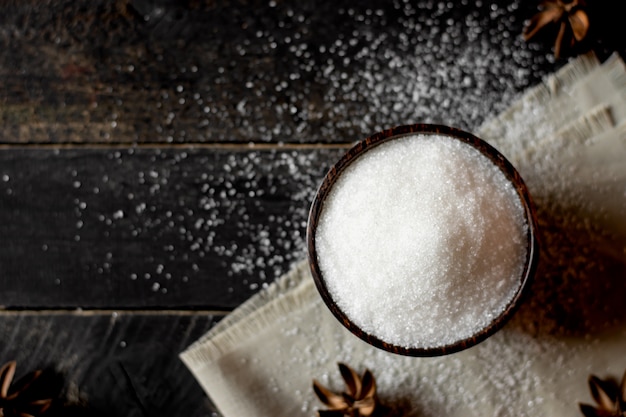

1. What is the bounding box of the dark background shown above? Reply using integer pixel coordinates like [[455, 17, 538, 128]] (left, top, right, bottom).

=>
[[0, 0, 622, 415]]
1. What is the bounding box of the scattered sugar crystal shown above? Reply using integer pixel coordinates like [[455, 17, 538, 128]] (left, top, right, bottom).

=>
[[315, 133, 529, 348]]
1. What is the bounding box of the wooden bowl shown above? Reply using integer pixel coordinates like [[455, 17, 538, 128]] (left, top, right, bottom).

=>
[[306, 124, 539, 357]]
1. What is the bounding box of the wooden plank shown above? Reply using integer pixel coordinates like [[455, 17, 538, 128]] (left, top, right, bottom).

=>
[[0, 146, 345, 309], [0, 311, 220, 416], [0, 0, 561, 144]]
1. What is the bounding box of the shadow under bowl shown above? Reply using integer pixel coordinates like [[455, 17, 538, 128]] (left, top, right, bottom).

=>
[[306, 124, 540, 357]]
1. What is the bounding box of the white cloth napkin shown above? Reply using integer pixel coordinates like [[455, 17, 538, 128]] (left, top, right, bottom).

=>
[[181, 52, 626, 417]]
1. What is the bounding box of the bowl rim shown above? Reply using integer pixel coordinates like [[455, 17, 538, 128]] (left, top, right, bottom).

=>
[[306, 123, 540, 357]]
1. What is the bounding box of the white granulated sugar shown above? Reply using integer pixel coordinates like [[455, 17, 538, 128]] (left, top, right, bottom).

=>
[[315, 133, 528, 348]]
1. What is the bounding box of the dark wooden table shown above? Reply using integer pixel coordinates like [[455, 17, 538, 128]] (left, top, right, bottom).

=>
[[0, 1, 623, 415]]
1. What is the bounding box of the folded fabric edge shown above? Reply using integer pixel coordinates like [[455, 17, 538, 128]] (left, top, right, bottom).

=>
[[191, 260, 310, 347], [520, 52, 626, 159], [552, 105, 614, 143], [588, 119, 626, 146], [478, 52, 600, 138], [552, 119, 626, 174], [604, 53, 626, 93], [520, 104, 614, 159], [546, 51, 603, 95], [180, 260, 315, 369]]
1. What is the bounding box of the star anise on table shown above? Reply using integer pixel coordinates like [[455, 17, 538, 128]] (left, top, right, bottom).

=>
[[0, 361, 52, 417], [523, 0, 590, 58], [313, 363, 378, 417], [579, 370, 626, 417]]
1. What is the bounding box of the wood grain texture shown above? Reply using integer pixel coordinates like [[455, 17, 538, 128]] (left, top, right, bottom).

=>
[[0, 0, 562, 144], [0, 311, 221, 416], [0, 146, 345, 309]]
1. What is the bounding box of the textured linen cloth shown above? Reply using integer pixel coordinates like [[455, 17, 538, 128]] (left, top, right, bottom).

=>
[[181, 53, 626, 417]]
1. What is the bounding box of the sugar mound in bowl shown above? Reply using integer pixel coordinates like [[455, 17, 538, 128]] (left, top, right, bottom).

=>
[[307, 124, 539, 356]]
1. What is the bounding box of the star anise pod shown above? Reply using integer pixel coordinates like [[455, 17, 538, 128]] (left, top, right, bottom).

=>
[[523, 0, 590, 58], [313, 363, 378, 417], [0, 361, 52, 417], [579, 370, 626, 417]]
